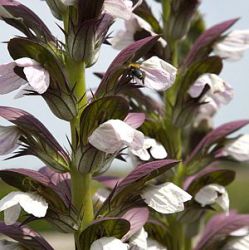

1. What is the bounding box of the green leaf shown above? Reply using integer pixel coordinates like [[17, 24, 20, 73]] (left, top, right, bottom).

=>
[[79, 218, 130, 250]]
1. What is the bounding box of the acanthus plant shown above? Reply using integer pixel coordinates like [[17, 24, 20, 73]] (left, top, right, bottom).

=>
[[0, 0, 249, 249]]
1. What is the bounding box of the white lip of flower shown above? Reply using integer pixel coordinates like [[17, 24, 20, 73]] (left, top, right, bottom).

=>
[[104, 0, 142, 20], [88, 119, 144, 154], [221, 134, 249, 162], [132, 56, 177, 91], [109, 13, 167, 50], [90, 237, 129, 250], [230, 227, 249, 237], [129, 227, 148, 250], [188, 74, 233, 106], [147, 239, 167, 250], [0, 126, 21, 155], [224, 233, 249, 250], [213, 29, 249, 61], [194, 184, 229, 214], [0, 57, 49, 96], [0, 191, 48, 225], [131, 137, 167, 161], [141, 183, 192, 214]]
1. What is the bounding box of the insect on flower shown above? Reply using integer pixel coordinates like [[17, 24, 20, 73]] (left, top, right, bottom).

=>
[[128, 63, 145, 84]]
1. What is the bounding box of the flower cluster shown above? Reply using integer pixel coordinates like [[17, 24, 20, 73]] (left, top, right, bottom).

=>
[[0, 0, 248, 250]]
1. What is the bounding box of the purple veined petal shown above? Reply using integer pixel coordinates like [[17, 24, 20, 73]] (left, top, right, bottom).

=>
[[0, 126, 20, 155], [122, 207, 149, 241], [23, 65, 50, 94], [94, 175, 121, 189], [195, 212, 249, 250], [124, 113, 145, 129], [0, 61, 26, 94], [187, 120, 249, 162], [0, 222, 54, 250]]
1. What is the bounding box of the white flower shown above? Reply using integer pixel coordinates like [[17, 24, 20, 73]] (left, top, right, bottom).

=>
[[131, 137, 167, 161], [0, 57, 49, 96], [110, 14, 167, 50], [221, 134, 249, 161], [88, 119, 144, 154], [214, 29, 249, 61], [189, 74, 233, 106], [141, 183, 192, 214], [194, 184, 229, 214], [103, 0, 142, 20], [0, 191, 48, 225], [0, 126, 20, 155], [90, 237, 129, 250], [134, 56, 177, 91]]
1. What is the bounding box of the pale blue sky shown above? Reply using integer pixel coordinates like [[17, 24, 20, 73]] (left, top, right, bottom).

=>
[[0, 0, 248, 169]]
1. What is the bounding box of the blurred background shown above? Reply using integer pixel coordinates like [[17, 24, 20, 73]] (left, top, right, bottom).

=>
[[0, 0, 249, 248]]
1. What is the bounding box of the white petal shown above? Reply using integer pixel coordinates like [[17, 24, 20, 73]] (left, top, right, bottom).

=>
[[130, 227, 148, 250], [224, 234, 249, 250], [0, 192, 23, 212], [147, 239, 167, 250], [150, 142, 167, 160], [18, 193, 48, 218], [4, 205, 21, 225], [131, 148, 151, 161], [214, 30, 249, 61], [15, 57, 40, 67], [230, 227, 249, 237], [90, 237, 129, 250], [195, 184, 229, 212], [0, 126, 20, 155], [0, 62, 26, 94], [223, 134, 249, 161], [141, 57, 177, 91], [109, 30, 135, 50], [88, 119, 144, 154], [141, 183, 192, 214], [104, 0, 133, 20], [23, 65, 50, 94]]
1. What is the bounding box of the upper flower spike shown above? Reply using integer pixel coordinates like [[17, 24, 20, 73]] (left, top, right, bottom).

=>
[[0, 57, 49, 96], [214, 29, 249, 61]]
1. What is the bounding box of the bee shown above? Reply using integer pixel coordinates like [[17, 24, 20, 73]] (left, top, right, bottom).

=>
[[128, 63, 145, 84]]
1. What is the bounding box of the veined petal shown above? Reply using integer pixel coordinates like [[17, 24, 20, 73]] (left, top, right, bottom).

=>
[[60, 0, 77, 5], [104, 0, 134, 20], [214, 29, 249, 61], [140, 57, 177, 91], [4, 204, 21, 225], [90, 237, 129, 250], [18, 193, 48, 218], [23, 65, 50, 94], [141, 183, 192, 214], [88, 119, 144, 154], [0, 62, 26, 94], [195, 184, 229, 213], [0, 126, 20, 155], [129, 227, 148, 250], [222, 134, 249, 161]]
